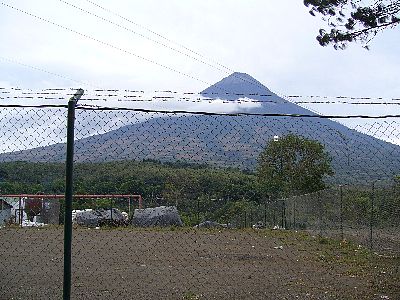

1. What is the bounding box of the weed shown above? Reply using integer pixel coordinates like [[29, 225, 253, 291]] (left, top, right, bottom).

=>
[[183, 291, 200, 299]]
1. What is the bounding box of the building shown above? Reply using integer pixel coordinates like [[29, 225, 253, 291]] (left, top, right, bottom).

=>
[[0, 199, 13, 226]]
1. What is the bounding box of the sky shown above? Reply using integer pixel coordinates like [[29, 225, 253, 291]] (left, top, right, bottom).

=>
[[0, 0, 399, 147]]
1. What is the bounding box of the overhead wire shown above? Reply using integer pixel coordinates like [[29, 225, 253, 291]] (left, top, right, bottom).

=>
[[1, 1, 399, 112], [0, 2, 213, 87], [0, 56, 98, 89], [57, 0, 228, 73], [59, 0, 283, 97], [82, 0, 235, 73]]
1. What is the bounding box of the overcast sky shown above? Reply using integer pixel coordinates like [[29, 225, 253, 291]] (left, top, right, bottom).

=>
[[0, 0, 399, 146], [0, 0, 398, 95]]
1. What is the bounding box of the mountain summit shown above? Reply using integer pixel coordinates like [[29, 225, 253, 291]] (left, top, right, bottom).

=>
[[201, 72, 272, 96], [202, 72, 314, 115], [2, 73, 399, 183]]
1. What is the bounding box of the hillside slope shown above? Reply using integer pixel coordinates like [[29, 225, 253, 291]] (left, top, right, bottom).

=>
[[2, 73, 399, 184]]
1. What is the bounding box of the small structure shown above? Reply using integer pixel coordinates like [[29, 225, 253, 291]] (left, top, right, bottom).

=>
[[132, 206, 183, 227], [0, 194, 143, 226], [0, 199, 13, 226], [0, 197, 25, 225]]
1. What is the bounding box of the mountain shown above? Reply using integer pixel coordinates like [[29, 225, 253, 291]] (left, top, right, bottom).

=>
[[201, 72, 317, 115], [1, 72, 399, 184]]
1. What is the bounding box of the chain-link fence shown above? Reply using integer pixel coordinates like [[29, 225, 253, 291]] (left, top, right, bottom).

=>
[[258, 185, 399, 256], [0, 105, 399, 299]]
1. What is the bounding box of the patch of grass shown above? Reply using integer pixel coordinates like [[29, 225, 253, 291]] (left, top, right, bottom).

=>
[[309, 235, 399, 297], [182, 291, 201, 299], [255, 229, 399, 298]]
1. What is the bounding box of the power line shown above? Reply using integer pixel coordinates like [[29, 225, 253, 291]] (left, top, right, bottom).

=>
[[64, 0, 275, 94], [83, 0, 234, 73], [2, 2, 397, 108], [0, 56, 98, 89], [57, 0, 228, 73], [0, 2, 213, 87]]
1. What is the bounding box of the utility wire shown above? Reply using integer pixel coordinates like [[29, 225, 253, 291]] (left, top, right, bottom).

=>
[[2, 2, 397, 106], [57, 0, 227, 73], [0, 56, 97, 89], [0, 2, 213, 87], [78, 0, 276, 94], [3, 2, 383, 106], [83, 0, 234, 73]]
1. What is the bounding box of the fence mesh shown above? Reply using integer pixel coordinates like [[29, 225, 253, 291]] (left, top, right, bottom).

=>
[[0, 105, 399, 299]]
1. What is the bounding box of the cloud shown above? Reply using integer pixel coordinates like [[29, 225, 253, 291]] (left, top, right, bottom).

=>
[[0, 87, 262, 153], [0, 0, 398, 151]]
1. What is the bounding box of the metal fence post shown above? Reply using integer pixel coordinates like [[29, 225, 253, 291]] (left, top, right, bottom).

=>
[[370, 182, 375, 251], [264, 196, 267, 227], [63, 89, 84, 300], [281, 199, 286, 229], [272, 198, 276, 226], [340, 185, 343, 241], [318, 192, 322, 236], [293, 197, 296, 230]]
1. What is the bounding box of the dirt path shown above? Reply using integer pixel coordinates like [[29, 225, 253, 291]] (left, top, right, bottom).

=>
[[0, 227, 398, 299]]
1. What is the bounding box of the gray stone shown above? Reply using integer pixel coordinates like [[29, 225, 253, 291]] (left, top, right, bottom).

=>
[[76, 208, 125, 227], [194, 221, 224, 228], [132, 206, 183, 227]]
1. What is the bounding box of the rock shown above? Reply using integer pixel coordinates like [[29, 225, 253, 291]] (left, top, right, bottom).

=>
[[252, 221, 265, 229], [75, 208, 126, 227], [194, 221, 224, 228], [132, 206, 183, 227]]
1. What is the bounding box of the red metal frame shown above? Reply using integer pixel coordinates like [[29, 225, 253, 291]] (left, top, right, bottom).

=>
[[0, 194, 143, 209]]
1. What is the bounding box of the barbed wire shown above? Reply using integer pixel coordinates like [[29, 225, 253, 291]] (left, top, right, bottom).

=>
[[0, 87, 399, 103], [75, 105, 400, 118], [1, 103, 397, 118]]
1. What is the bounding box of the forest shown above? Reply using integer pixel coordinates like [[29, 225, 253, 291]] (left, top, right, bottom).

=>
[[0, 159, 398, 227]]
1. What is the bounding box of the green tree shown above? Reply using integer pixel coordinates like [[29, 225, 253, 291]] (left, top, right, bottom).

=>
[[257, 134, 333, 197], [304, 0, 400, 49]]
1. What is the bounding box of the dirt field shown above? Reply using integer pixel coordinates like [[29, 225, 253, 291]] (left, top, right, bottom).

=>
[[0, 227, 399, 300]]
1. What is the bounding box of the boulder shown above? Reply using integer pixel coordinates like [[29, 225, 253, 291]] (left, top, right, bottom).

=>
[[132, 206, 183, 227], [75, 208, 125, 227], [194, 221, 224, 228]]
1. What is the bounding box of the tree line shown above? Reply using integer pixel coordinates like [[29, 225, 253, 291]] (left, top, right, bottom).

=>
[[0, 134, 397, 225], [0, 134, 333, 200]]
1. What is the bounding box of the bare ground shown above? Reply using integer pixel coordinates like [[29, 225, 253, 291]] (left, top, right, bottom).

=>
[[0, 227, 399, 300]]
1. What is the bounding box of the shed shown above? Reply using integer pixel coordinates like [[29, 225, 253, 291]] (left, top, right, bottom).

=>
[[0, 199, 13, 226]]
